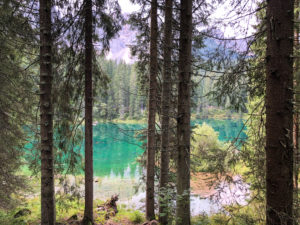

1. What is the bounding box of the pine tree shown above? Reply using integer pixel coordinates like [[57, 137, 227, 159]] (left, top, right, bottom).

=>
[[39, 0, 55, 224], [265, 0, 294, 224], [82, 0, 94, 223], [176, 0, 193, 224], [294, 0, 300, 219], [146, 0, 158, 220], [159, 0, 173, 224], [0, 0, 36, 209]]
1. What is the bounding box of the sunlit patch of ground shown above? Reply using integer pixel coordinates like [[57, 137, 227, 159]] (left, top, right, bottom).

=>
[[190, 172, 219, 197]]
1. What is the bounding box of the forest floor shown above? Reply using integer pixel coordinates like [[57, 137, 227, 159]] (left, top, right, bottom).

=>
[[191, 172, 219, 197]]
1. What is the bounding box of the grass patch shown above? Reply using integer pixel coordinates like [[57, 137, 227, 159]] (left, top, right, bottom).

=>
[[110, 204, 145, 224], [0, 195, 145, 225]]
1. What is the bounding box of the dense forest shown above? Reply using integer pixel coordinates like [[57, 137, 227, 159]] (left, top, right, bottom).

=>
[[96, 59, 233, 121], [0, 0, 299, 225]]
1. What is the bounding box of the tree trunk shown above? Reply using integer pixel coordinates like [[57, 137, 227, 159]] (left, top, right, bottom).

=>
[[159, 0, 173, 224], [176, 0, 192, 224], [39, 0, 55, 224], [83, 0, 94, 224], [294, 0, 300, 220], [266, 0, 294, 224], [146, 0, 158, 220]]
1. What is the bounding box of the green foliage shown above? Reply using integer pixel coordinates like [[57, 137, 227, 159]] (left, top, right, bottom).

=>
[[191, 123, 235, 173], [112, 205, 145, 224], [240, 98, 265, 202], [95, 59, 146, 121], [0, 0, 37, 209], [192, 213, 229, 225], [192, 203, 265, 225], [128, 210, 144, 224], [158, 185, 176, 222]]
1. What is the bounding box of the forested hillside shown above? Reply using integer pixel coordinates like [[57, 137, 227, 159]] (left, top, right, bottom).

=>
[[95, 59, 238, 121]]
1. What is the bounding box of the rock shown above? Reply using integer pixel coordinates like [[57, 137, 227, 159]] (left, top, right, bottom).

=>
[[14, 208, 31, 218]]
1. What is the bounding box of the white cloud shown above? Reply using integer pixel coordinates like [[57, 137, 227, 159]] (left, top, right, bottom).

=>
[[118, 0, 140, 14]]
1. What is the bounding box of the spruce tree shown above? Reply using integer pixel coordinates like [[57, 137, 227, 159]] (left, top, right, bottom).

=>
[[176, 0, 193, 224], [265, 0, 294, 224], [39, 0, 55, 224], [159, 0, 173, 224], [82, 0, 94, 223], [146, 0, 158, 220]]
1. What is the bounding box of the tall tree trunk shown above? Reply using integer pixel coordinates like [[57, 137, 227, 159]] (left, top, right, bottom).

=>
[[39, 0, 55, 224], [159, 0, 173, 224], [294, 0, 300, 220], [176, 0, 192, 224], [146, 0, 158, 220], [266, 0, 294, 224], [83, 0, 94, 223]]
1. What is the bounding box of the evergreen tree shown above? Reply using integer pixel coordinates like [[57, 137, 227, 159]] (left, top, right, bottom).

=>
[[159, 0, 173, 224], [82, 0, 94, 223], [176, 0, 193, 224], [39, 0, 55, 223], [265, 0, 294, 224], [0, 0, 36, 209], [146, 0, 158, 220]]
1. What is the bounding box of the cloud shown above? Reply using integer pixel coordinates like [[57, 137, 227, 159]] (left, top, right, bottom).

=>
[[118, 0, 140, 14]]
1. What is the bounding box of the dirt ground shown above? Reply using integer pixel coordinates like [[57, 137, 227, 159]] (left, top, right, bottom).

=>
[[190, 172, 222, 197]]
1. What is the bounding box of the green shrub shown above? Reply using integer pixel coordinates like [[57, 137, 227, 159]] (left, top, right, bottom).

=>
[[128, 210, 144, 224]]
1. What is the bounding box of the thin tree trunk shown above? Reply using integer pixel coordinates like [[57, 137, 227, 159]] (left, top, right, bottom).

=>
[[83, 0, 94, 223], [159, 0, 173, 224], [176, 0, 192, 224], [39, 0, 55, 224], [266, 0, 294, 224], [146, 0, 158, 220]]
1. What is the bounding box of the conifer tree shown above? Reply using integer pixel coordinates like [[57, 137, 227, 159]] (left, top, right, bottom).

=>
[[265, 0, 294, 224], [82, 0, 94, 223], [39, 0, 55, 224], [159, 0, 173, 224], [146, 0, 158, 220], [176, 0, 193, 224]]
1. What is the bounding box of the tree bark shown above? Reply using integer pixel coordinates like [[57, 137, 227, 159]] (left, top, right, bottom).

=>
[[146, 0, 158, 221], [82, 0, 94, 224], [159, 0, 173, 224], [266, 0, 294, 224], [294, 0, 300, 220], [176, 0, 192, 224], [39, 0, 55, 224]]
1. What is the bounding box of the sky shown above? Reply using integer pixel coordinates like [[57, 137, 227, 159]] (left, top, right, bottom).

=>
[[118, 0, 140, 14], [108, 0, 259, 63], [117, 0, 258, 37]]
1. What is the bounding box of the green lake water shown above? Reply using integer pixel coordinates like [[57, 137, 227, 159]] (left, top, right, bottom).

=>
[[23, 119, 248, 212], [92, 123, 144, 178], [90, 119, 246, 200], [92, 119, 246, 178]]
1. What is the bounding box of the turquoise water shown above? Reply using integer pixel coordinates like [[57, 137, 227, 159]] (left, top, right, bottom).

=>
[[91, 119, 247, 200], [91, 119, 246, 178], [192, 119, 247, 143], [92, 123, 144, 177]]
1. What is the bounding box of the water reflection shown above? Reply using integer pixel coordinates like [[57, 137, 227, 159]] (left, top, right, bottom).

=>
[[91, 119, 248, 214]]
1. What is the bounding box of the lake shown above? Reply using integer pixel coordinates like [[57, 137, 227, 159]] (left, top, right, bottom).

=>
[[90, 119, 248, 214], [92, 119, 246, 178]]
